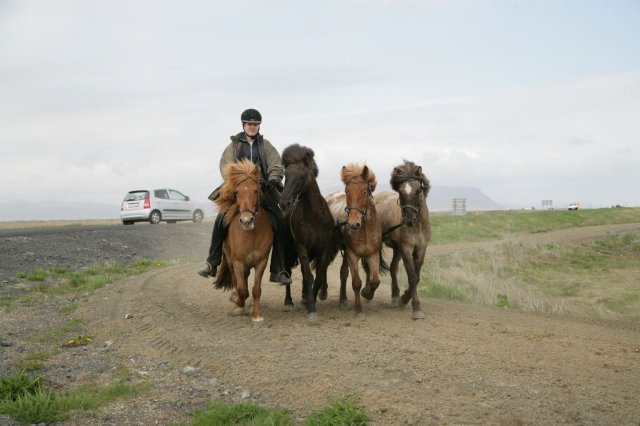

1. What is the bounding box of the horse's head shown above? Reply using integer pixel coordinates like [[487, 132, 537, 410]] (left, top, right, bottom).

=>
[[217, 159, 262, 231], [390, 161, 430, 227], [341, 163, 377, 231], [235, 176, 261, 230], [280, 144, 318, 211]]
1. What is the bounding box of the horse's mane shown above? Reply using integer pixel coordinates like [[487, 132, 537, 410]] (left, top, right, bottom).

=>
[[390, 160, 430, 196], [282, 144, 319, 177], [340, 163, 377, 192], [215, 159, 261, 224]]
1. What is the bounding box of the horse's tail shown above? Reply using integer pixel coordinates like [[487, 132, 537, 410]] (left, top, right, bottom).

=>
[[214, 256, 233, 290], [379, 248, 390, 274], [361, 249, 390, 275]]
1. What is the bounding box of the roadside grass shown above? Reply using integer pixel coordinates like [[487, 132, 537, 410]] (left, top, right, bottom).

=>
[[430, 207, 640, 244], [0, 369, 148, 424], [417, 230, 640, 321], [183, 395, 368, 426], [306, 395, 369, 426], [2, 260, 170, 310], [186, 401, 294, 426]]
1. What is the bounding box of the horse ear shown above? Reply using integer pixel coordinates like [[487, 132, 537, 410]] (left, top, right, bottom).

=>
[[362, 165, 369, 180], [303, 152, 312, 167], [393, 167, 401, 175], [415, 166, 422, 176]]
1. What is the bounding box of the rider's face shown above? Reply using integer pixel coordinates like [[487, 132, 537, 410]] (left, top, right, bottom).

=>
[[243, 122, 260, 137]]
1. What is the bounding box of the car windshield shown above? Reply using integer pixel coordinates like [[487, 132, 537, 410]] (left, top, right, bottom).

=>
[[124, 191, 149, 201]]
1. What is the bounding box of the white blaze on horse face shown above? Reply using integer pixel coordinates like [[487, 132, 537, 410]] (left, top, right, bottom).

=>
[[403, 182, 413, 196]]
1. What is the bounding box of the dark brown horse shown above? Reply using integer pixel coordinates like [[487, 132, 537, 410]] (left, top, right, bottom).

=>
[[374, 160, 432, 319], [326, 164, 383, 318], [213, 159, 273, 323], [280, 144, 339, 324]]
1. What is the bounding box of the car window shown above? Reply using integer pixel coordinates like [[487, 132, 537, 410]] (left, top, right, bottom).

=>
[[169, 190, 187, 201], [124, 191, 149, 201], [154, 189, 169, 199]]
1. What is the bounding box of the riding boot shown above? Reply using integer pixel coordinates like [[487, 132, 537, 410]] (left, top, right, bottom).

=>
[[198, 212, 227, 278], [269, 230, 292, 285], [261, 191, 292, 285]]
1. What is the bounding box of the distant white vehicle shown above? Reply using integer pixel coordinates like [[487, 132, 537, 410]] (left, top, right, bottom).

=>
[[120, 189, 204, 225], [568, 202, 580, 211]]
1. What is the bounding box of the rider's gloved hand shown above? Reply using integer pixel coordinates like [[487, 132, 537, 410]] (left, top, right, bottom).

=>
[[269, 179, 283, 191]]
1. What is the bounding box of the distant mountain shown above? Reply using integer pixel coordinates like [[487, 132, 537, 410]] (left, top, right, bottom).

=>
[[0, 186, 501, 221]]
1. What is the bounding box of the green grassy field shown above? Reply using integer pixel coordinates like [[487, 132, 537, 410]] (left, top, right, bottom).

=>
[[430, 207, 640, 244], [411, 207, 640, 321]]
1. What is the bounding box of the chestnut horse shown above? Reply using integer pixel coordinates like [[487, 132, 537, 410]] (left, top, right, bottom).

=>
[[280, 144, 339, 324], [213, 159, 273, 323], [326, 163, 383, 318], [374, 160, 431, 320]]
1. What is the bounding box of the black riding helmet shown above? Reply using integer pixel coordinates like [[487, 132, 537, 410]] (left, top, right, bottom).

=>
[[241, 108, 262, 124]]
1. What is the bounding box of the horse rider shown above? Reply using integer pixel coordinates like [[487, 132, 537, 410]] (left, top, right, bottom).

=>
[[197, 108, 293, 285]]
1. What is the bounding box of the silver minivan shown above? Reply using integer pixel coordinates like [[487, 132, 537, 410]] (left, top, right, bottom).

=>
[[120, 189, 204, 225]]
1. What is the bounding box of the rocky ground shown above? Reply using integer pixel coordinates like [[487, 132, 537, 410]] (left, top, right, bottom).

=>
[[1, 222, 639, 425]]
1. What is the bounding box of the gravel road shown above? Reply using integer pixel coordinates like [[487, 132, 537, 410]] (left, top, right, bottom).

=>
[[1, 222, 639, 425], [0, 222, 212, 288]]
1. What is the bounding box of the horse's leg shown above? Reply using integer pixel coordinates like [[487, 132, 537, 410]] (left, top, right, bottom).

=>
[[361, 251, 380, 301], [251, 258, 268, 323], [339, 253, 349, 310], [399, 246, 423, 319], [283, 282, 293, 311], [390, 248, 401, 306], [345, 250, 364, 318], [314, 262, 329, 300], [313, 259, 326, 301], [231, 261, 247, 316], [408, 247, 428, 319], [299, 254, 319, 324]]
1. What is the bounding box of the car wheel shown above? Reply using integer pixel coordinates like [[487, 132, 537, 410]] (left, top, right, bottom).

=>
[[122, 220, 134, 225], [193, 210, 204, 223], [149, 210, 162, 224]]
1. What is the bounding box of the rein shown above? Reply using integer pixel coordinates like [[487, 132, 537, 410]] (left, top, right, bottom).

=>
[[382, 222, 404, 236]]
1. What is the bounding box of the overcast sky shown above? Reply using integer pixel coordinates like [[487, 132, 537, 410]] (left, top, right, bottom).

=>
[[1, 0, 639, 212]]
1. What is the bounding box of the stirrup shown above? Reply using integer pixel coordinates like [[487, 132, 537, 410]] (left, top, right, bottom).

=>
[[269, 271, 292, 285]]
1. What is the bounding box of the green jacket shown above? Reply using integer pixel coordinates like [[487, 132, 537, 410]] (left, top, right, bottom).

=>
[[219, 133, 284, 182]]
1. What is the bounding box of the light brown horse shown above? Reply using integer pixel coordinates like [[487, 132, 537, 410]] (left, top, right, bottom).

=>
[[374, 160, 431, 320], [327, 164, 383, 318], [214, 159, 273, 323]]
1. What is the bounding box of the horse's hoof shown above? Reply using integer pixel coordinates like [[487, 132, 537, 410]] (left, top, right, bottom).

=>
[[307, 312, 320, 325], [230, 307, 244, 316], [355, 312, 366, 321], [412, 310, 425, 320], [282, 303, 294, 312], [339, 301, 350, 311], [391, 297, 400, 307], [361, 288, 374, 301], [252, 317, 264, 325], [318, 289, 328, 301]]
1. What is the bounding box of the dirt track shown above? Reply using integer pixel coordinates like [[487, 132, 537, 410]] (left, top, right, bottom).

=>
[[76, 223, 640, 425]]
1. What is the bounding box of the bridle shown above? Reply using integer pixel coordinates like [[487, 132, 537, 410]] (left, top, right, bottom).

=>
[[236, 177, 261, 220], [397, 177, 425, 218], [283, 171, 310, 243], [344, 180, 372, 219], [382, 177, 425, 236]]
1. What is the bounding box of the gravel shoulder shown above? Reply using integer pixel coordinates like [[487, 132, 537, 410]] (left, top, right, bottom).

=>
[[1, 222, 639, 425]]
